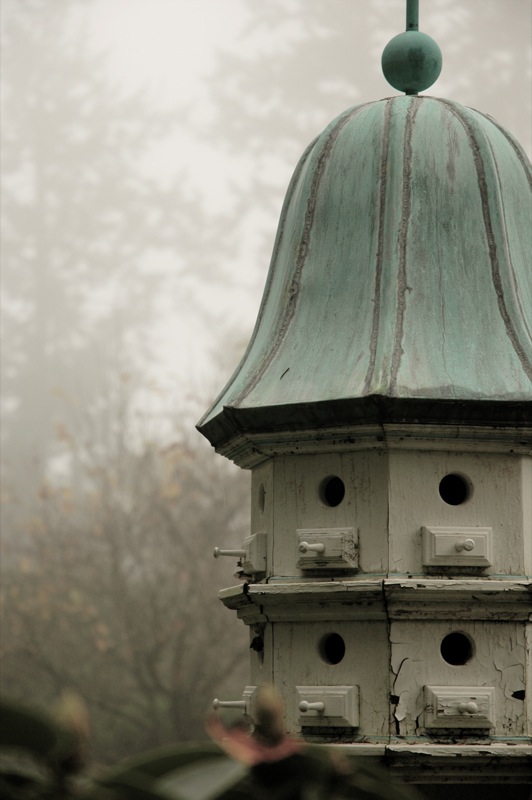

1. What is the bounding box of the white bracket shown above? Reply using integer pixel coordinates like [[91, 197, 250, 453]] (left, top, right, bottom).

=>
[[214, 533, 267, 577], [422, 526, 492, 567], [423, 685, 495, 729], [296, 685, 359, 727], [297, 528, 358, 571]]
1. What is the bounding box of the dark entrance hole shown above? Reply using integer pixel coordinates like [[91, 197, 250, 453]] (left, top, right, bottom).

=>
[[320, 476, 345, 507], [318, 632, 346, 665], [440, 631, 473, 665], [439, 473, 469, 505]]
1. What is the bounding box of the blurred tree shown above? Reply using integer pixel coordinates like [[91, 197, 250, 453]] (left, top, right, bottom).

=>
[[0, 0, 235, 506], [0, 1, 253, 766], [0, 394, 250, 764]]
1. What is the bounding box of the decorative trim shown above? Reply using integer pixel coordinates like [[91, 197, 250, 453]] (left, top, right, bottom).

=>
[[210, 418, 532, 468], [332, 743, 532, 782], [219, 578, 532, 622]]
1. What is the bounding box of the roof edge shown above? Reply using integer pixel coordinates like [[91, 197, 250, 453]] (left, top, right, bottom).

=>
[[197, 396, 532, 466]]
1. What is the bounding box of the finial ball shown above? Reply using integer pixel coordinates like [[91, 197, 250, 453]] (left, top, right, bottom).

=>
[[382, 30, 442, 94]]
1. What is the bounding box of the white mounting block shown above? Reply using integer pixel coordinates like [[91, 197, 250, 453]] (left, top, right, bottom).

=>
[[423, 685, 495, 729], [241, 533, 267, 575], [297, 528, 358, 570], [422, 526, 492, 567], [296, 685, 359, 727]]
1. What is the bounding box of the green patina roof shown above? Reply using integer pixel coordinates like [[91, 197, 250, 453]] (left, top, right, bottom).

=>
[[198, 95, 532, 449]]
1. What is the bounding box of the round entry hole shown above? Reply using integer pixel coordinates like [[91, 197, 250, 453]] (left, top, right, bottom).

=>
[[439, 473, 469, 506], [318, 632, 346, 665], [440, 632, 473, 665], [320, 476, 345, 507]]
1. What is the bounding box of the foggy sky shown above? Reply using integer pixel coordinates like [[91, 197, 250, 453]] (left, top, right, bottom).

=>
[[2, 0, 531, 433]]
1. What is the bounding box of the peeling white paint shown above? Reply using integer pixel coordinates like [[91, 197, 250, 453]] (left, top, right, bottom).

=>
[[221, 448, 532, 781]]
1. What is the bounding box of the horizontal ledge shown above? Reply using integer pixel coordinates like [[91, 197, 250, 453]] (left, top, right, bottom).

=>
[[218, 427, 532, 467], [219, 579, 531, 621], [333, 742, 532, 756], [383, 742, 532, 757], [384, 578, 531, 619], [334, 743, 532, 781]]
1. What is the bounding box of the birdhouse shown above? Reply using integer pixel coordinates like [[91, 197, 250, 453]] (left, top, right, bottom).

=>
[[198, 1, 531, 793]]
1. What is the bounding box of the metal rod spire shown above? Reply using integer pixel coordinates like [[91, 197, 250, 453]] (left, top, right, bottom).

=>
[[406, 0, 419, 31]]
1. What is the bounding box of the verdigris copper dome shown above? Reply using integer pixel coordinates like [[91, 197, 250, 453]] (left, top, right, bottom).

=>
[[199, 94, 531, 456]]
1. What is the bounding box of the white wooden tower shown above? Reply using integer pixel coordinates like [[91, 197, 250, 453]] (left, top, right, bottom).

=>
[[198, 2, 532, 794]]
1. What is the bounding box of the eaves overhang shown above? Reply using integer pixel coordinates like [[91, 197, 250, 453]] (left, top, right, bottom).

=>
[[219, 578, 532, 624], [199, 396, 532, 467]]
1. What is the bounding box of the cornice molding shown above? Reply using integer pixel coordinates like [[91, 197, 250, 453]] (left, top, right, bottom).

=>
[[219, 578, 532, 623]]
